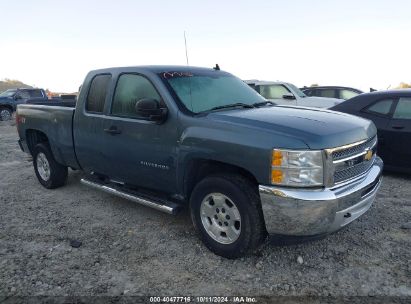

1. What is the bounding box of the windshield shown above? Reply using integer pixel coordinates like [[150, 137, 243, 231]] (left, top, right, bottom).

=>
[[287, 83, 306, 98], [0, 89, 17, 97], [160, 70, 265, 113]]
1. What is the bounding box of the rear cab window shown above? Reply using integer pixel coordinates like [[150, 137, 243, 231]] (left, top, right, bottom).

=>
[[86, 74, 112, 113]]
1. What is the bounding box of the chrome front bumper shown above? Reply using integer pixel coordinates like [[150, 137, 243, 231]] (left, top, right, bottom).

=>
[[259, 157, 383, 236]]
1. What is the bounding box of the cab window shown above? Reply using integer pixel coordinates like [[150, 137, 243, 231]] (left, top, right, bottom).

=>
[[259, 85, 291, 99], [304, 89, 314, 96], [393, 98, 411, 119], [339, 89, 359, 100], [111, 74, 161, 118], [365, 99, 394, 116], [29, 90, 44, 98], [317, 89, 336, 98], [15, 91, 30, 99], [86, 74, 111, 113]]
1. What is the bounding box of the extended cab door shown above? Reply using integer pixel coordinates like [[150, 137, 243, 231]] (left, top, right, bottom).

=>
[[100, 73, 179, 193], [74, 74, 113, 176]]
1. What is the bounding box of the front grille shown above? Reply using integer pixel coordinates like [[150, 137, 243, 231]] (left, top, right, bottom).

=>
[[332, 136, 377, 161], [329, 136, 377, 184], [334, 156, 375, 183]]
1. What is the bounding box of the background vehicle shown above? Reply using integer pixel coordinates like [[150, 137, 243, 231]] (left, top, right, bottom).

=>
[[301, 86, 363, 100], [245, 80, 343, 108], [16, 66, 382, 258], [331, 89, 411, 173], [0, 88, 47, 120]]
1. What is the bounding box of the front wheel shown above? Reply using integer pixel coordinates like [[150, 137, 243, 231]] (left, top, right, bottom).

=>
[[33, 143, 68, 189], [190, 174, 267, 258]]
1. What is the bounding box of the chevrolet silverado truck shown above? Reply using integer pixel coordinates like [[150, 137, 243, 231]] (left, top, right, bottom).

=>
[[0, 88, 47, 120], [16, 66, 383, 258]]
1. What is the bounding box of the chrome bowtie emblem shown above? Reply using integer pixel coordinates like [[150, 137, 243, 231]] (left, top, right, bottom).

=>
[[364, 149, 373, 161]]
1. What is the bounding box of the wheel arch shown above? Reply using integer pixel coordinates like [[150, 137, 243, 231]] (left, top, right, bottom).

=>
[[183, 158, 259, 201], [26, 129, 50, 156], [0, 104, 13, 111]]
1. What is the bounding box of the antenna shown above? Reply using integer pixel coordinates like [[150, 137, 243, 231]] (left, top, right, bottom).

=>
[[184, 31, 189, 66], [184, 31, 193, 110]]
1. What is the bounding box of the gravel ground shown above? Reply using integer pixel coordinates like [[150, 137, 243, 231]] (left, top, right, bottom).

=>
[[0, 119, 410, 301]]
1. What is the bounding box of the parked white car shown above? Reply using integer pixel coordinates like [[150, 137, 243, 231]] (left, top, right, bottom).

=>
[[245, 80, 344, 109]]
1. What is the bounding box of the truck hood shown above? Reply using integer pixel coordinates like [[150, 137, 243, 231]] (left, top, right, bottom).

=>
[[207, 106, 376, 149]]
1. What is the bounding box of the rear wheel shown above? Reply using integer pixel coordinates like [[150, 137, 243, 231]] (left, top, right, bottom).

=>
[[0, 108, 12, 121], [33, 143, 68, 189], [190, 174, 267, 258]]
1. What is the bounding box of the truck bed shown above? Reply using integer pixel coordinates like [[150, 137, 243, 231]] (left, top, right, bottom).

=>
[[26, 98, 76, 108], [16, 104, 79, 169]]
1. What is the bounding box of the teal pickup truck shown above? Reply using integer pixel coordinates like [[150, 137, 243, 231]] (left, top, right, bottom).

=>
[[16, 66, 383, 258]]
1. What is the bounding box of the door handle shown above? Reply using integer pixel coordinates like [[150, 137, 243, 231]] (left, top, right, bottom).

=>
[[104, 126, 122, 135], [392, 125, 404, 130]]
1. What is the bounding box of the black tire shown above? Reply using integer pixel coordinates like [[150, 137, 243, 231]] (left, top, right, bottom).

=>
[[33, 143, 68, 189], [0, 107, 12, 121], [190, 174, 267, 258]]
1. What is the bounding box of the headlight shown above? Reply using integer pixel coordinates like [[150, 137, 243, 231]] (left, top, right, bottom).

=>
[[271, 149, 324, 187]]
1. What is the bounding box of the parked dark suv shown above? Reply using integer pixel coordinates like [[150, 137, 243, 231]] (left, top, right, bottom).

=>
[[301, 86, 363, 100], [0, 88, 47, 120]]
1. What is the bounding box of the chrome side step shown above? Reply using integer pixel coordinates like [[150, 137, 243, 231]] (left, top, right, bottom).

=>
[[80, 178, 181, 215]]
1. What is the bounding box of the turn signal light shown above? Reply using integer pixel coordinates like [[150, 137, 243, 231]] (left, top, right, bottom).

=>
[[271, 169, 283, 183], [272, 150, 283, 166]]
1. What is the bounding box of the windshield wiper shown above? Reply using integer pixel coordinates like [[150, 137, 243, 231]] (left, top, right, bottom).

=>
[[207, 102, 255, 112], [252, 100, 276, 107]]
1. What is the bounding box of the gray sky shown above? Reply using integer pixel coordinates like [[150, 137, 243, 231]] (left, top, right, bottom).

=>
[[1, 0, 410, 92]]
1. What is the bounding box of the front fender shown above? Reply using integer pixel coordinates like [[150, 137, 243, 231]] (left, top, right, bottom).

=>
[[178, 125, 271, 186]]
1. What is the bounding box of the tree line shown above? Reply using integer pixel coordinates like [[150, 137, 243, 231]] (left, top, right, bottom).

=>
[[0, 79, 32, 92]]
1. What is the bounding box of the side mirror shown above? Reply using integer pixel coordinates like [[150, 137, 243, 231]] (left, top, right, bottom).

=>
[[135, 98, 168, 123], [282, 93, 296, 100], [14, 95, 22, 100]]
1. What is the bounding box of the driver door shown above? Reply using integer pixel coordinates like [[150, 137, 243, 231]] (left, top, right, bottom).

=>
[[101, 73, 179, 193]]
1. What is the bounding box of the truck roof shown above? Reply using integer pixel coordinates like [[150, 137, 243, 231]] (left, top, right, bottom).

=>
[[89, 65, 226, 75]]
